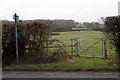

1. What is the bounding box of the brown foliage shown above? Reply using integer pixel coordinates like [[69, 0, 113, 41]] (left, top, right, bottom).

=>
[[2, 20, 74, 65], [2, 20, 53, 65]]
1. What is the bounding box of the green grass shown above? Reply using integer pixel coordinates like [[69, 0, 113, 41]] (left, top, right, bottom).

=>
[[3, 31, 117, 70], [3, 57, 118, 70], [52, 31, 104, 40], [50, 31, 113, 58]]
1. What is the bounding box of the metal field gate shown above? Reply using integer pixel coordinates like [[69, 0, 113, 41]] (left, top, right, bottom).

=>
[[77, 38, 114, 58], [46, 38, 115, 58]]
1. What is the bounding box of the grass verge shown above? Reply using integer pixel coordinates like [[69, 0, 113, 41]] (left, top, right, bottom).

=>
[[3, 57, 118, 71]]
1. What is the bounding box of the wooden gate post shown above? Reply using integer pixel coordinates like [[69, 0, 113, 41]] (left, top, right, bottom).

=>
[[74, 38, 79, 56], [103, 39, 107, 58], [71, 38, 74, 55]]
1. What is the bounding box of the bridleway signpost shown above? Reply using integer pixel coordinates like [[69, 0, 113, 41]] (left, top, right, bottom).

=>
[[13, 13, 19, 63]]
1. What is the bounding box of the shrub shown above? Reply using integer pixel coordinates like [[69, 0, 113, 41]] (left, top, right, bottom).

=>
[[104, 16, 120, 59], [2, 20, 52, 66], [2, 20, 74, 66]]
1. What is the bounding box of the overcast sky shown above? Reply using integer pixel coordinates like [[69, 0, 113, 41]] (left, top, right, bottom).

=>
[[0, 0, 119, 22]]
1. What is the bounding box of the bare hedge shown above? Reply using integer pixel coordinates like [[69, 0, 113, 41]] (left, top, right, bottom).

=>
[[2, 20, 74, 66], [2, 20, 52, 66]]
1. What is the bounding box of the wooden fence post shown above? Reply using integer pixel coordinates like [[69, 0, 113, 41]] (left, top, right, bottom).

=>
[[71, 38, 74, 55], [74, 38, 79, 56], [103, 39, 107, 58]]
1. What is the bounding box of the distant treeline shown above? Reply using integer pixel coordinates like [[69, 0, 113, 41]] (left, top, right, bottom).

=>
[[52, 20, 75, 32], [15, 19, 75, 32], [51, 20, 105, 32], [52, 20, 105, 32], [74, 22, 105, 31], [2, 19, 105, 32]]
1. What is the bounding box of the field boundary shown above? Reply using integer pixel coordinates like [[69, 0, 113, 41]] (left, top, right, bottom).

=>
[[43, 38, 114, 58]]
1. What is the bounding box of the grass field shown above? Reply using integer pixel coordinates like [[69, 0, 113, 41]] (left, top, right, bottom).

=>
[[50, 31, 114, 58], [52, 31, 104, 40], [3, 31, 116, 70]]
